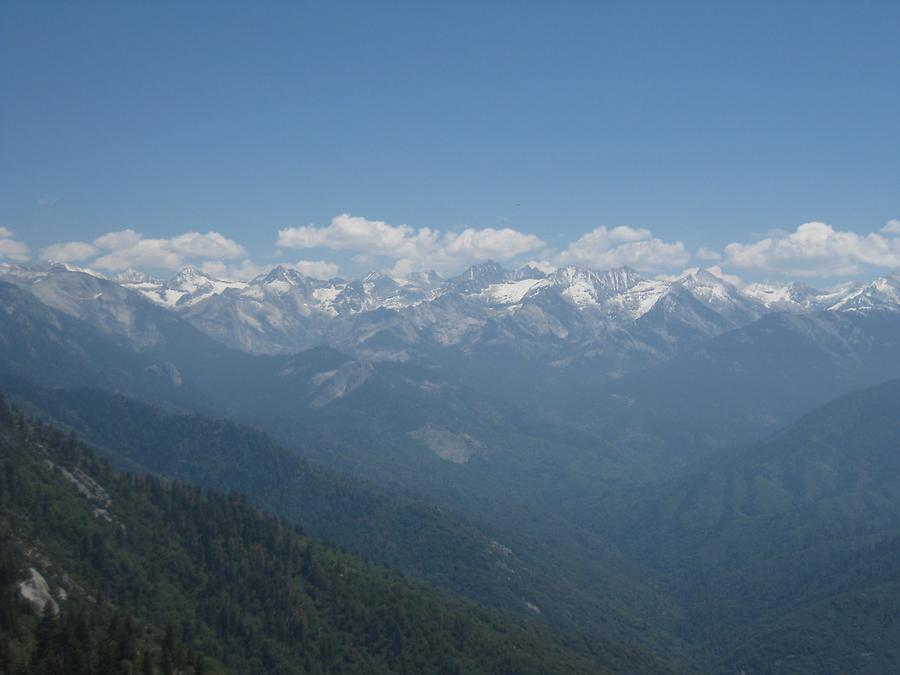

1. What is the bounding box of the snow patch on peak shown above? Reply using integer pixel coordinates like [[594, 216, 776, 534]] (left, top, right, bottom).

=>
[[621, 279, 672, 318], [595, 266, 644, 293], [548, 266, 645, 308], [829, 275, 900, 312], [480, 278, 550, 305], [677, 268, 740, 301], [170, 265, 204, 281], [744, 280, 864, 313], [126, 266, 246, 308]]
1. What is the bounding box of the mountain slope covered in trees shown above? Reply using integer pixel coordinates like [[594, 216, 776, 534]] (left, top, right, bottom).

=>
[[3, 377, 693, 670], [588, 377, 900, 673], [0, 396, 671, 673]]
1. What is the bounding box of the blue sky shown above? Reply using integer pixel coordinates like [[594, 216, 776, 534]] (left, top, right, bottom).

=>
[[1, 1, 898, 283]]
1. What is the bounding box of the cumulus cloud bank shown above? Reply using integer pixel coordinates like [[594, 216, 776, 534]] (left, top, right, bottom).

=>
[[554, 226, 690, 272], [722, 221, 900, 277], [40, 241, 99, 262], [35, 229, 247, 272], [277, 213, 545, 276], [0, 227, 30, 262], [18, 215, 900, 282], [92, 230, 246, 271]]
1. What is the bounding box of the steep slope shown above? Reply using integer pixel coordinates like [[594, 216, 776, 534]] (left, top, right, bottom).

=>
[[4, 379, 580, 624], [0, 281, 189, 401], [673, 268, 763, 326], [0, 397, 666, 674], [5, 264, 214, 350], [180, 266, 335, 354]]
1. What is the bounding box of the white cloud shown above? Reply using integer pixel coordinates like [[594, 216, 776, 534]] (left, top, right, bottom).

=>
[[525, 260, 558, 274], [90, 229, 246, 271], [0, 227, 29, 262], [697, 247, 721, 261], [200, 259, 269, 281], [555, 226, 690, 272], [442, 227, 544, 259], [723, 221, 900, 277], [277, 214, 437, 256], [94, 229, 142, 251], [37, 215, 896, 284], [293, 260, 339, 279], [278, 213, 545, 274], [40, 241, 98, 262], [168, 232, 246, 259], [706, 265, 743, 287]]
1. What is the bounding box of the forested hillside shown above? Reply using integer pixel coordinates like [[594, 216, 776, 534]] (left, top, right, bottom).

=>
[[4, 378, 691, 671], [0, 396, 666, 674], [589, 378, 900, 672]]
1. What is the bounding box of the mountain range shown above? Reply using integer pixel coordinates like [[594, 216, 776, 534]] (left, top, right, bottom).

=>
[[3, 260, 899, 386], [4, 258, 900, 672]]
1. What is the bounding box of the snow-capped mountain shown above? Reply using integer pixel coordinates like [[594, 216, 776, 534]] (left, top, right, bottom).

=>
[[120, 265, 247, 308], [546, 266, 644, 312], [674, 268, 764, 325], [741, 276, 900, 315], [444, 261, 509, 294], [2, 261, 899, 373], [742, 280, 862, 312], [829, 274, 900, 312], [170, 265, 445, 355]]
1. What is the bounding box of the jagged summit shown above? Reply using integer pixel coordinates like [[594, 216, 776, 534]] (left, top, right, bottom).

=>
[[169, 265, 215, 287], [830, 274, 900, 312], [256, 265, 311, 288], [510, 265, 548, 281], [115, 265, 246, 308], [445, 261, 510, 294], [596, 266, 644, 292], [462, 260, 505, 280], [1, 258, 897, 360], [45, 260, 108, 279]]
